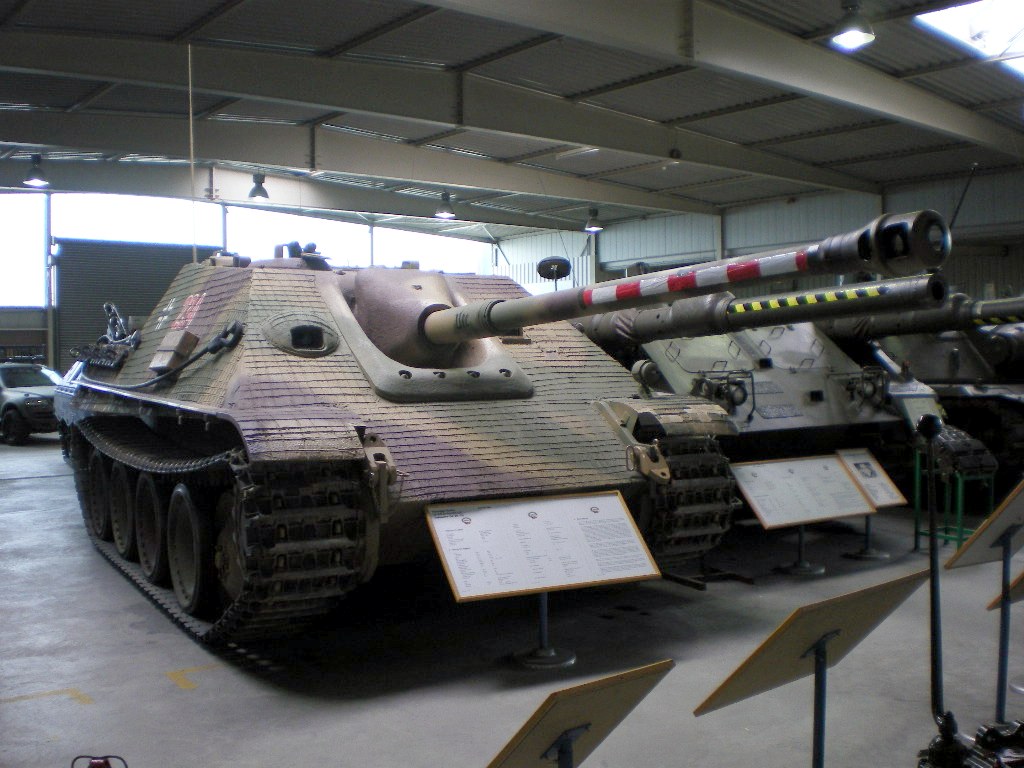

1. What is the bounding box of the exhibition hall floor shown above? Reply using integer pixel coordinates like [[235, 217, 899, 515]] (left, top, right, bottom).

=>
[[2, 436, 1021, 767]]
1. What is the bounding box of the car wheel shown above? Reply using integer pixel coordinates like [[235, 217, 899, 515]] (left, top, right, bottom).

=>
[[1, 409, 30, 446]]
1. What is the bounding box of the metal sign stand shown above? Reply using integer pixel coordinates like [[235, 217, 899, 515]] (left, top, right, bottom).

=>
[[695, 570, 928, 767], [844, 515, 890, 561], [917, 414, 969, 768], [777, 524, 826, 577], [487, 660, 674, 768], [513, 592, 577, 670], [946, 476, 1024, 724], [803, 629, 841, 768]]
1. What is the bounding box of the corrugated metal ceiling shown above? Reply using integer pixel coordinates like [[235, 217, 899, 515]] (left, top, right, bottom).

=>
[[0, 0, 1020, 241]]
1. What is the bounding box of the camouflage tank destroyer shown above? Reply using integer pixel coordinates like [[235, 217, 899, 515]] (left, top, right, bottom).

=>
[[55, 211, 944, 645], [822, 293, 1024, 487]]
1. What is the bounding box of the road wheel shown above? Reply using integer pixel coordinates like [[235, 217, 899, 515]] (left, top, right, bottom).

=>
[[86, 448, 113, 540], [108, 462, 137, 560], [1, 409, 30, 445], [166, 483, 213, 617], [135, 472, 169, 585]]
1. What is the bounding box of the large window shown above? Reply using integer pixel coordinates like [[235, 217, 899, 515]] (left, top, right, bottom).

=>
[[51, 193, 222, 246], [0, 193, 46, 307], [225, 206, 371, 266], [0, 192, 493, 308]]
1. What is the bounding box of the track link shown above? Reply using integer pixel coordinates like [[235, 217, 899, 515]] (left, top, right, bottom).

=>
[[644, 435, 740, 568], [69, 423, 369, 646]]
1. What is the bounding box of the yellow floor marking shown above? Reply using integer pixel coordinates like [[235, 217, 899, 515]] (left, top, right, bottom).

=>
[[165, 663, 221, 690], [0, 687, 93, 705]]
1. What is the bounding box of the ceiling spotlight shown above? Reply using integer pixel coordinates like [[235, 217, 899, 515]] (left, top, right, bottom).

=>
[[434, 191, 456, 220], [248, 173, 269, 199], [22, 154, 49, 188], [832, 2, 875, 51], [584, 207, 603, 233]]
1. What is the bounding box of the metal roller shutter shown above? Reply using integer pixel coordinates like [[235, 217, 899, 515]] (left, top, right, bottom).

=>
[[53, 240, 216, 373]]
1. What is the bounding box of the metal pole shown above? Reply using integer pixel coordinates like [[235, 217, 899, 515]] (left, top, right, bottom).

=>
[[812, 640, 828, 768], [43, 192, 55, 369], [538, 592, 549, 652], [801, 630, 839, 768], [996, 530, 1018, 723], [922, 416, 945, 717]]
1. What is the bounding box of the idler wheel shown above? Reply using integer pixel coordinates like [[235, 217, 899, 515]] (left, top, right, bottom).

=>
[[108, 462, 137, 560], [166, 483, 213, 617], [86, 449, 113, 541], [135, 472, 170, 585]]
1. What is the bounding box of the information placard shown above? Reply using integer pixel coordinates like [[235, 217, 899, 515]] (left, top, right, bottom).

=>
[[837, 448, 906, 508], [732, 456, 874, 529], [426, 491, 659, 602]]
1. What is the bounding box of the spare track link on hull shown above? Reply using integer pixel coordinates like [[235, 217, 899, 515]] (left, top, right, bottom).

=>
[[645, 435, 740, 567], [68, 424, 367, 646]]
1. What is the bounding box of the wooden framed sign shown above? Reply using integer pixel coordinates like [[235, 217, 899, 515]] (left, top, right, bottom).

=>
[[426, 491, 659, 602], [837, 448, 907, 508], [731, 455, 875, 529]]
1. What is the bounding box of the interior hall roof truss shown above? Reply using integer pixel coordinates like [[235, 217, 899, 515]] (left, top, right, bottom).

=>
[[0, 0, 1020, 240]]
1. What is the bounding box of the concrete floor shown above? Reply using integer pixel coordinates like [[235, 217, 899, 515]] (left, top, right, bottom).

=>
[[1, 435, 1021, 768]]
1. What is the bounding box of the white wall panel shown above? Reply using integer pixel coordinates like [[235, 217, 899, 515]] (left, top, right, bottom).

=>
[[492, 230, 593, 294], [723, 193, 881, 256], [598, 213, 719, 270], [942, 244, 1024, 299], [886, 169, 1024, 245]]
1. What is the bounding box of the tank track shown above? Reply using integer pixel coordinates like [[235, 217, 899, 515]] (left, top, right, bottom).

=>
[[929, 424, 998, 477], [68, 420, 367, 646], [643, 435, 740, 569]]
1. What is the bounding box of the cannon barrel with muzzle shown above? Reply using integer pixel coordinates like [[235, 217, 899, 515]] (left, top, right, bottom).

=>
[[421, 209, 949, 348], [577, 273, 947, 350]]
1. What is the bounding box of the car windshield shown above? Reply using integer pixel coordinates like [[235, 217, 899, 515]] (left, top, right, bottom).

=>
[[0, 366, 61, 388]]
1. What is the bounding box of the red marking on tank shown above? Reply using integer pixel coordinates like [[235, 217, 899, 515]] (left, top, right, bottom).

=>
[[172, 292, 206, 329], [667, 272, 697, 292], [796, 250, 809, 270], [616, 282, 642, 300], [726, 262, 761, 283], [582, 288, 594, 306]]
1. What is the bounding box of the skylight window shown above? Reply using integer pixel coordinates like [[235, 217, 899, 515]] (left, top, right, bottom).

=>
[[917, 0, 1024, 79]]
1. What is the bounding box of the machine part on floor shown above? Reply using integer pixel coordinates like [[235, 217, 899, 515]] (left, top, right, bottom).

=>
[[54, 212, 945, 645], [71, 757, 128, 768]]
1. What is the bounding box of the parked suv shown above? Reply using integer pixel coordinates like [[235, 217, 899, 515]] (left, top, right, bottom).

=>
[[0, 359, 63, 445]]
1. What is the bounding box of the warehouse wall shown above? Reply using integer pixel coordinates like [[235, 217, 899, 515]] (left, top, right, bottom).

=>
[[54, 240, 216, 373], [887, 170, 1024, 245], [597, 213, 720, 271], [491, 231, 593, 293]]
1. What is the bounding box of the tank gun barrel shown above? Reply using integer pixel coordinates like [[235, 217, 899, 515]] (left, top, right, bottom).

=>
[[423, 210, 949, 346], [579, 273, 947, 348], [822, 293, 1024, 341]]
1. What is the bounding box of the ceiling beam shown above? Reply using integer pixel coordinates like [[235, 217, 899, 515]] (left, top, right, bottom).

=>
[[0, 159, 577, 233], [0, 111, 718, 214], [0, 30, 878, 193], [427, 0, 1024, 161]]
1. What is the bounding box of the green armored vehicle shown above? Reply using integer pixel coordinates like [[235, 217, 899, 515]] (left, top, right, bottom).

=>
[[55, 211, 944, 644], [823, 293, 1024, 486]]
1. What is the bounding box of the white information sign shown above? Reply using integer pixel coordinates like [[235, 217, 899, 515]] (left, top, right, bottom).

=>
[[837, 448, 907, 508], [732, 456, 874, 529], [426, 491, 660, 602]]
